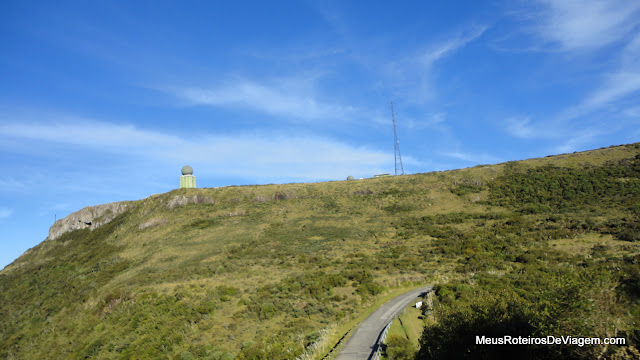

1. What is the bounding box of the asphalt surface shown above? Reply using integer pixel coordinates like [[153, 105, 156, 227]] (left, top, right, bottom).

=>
[[335, 285, 433, 360]]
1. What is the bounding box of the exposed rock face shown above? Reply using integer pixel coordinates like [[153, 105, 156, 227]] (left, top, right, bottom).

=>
[[138, 218, 166, 230], [47, 201, 132, 241], [167, 194, 216, 210]]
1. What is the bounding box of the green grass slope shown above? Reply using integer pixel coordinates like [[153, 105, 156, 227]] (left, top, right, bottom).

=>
[[2, 143, 640, 359]]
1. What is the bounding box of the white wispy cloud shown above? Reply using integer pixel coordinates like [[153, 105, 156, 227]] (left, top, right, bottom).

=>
[[622, 33, 640, 67], [527, 0, 640, 51], [557, 32, 640, 121], [0, 208, 13, 219], [406, 113, 447, 130], [387, 25, 487, 103], [503, 113, 611, 154], [623, 106, 640, 118], [561, 72, 640, 119], [507, 4, 640, 139], [313, 0, 350, 37], [440, 151, 500, 164], [420, 26, 488, 67], [35, 202, 75, 217], [0, 120, 176, 152], [0, 178, 26, 190], [553, 127, 604, 153], [0, 116, 398, 182], [505, 117, 537, 139], [165, 75, 354, 122]]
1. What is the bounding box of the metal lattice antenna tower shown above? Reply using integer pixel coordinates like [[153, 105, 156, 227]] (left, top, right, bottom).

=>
[[391, 101, 404, 175]]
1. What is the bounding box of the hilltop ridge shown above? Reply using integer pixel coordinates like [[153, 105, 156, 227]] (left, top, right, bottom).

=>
[[39, 143, 640, 245]]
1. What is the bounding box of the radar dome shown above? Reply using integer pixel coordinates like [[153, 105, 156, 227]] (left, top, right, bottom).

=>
[[181, 165, 193, 175]]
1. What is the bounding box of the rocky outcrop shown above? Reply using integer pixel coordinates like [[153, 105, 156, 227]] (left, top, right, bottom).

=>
[[47, 201, 132, 241], [138, 218, 166, 230], [166, 194, 216, 210]]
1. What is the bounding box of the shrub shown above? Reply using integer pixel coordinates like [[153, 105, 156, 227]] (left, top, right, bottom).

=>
[[385, 335, 415, 360]]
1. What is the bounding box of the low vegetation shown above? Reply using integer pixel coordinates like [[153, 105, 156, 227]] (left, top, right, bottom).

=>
[[383, 306, 423, 360], [1, 143, 639, 359], [416, 147, 640, 359]]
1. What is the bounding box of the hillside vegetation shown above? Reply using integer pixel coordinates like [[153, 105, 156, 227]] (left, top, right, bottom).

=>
[[2, 143, 640, 359]]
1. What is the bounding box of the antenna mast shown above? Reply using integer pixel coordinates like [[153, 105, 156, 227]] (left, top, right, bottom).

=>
[[391, 101, 404, 175]]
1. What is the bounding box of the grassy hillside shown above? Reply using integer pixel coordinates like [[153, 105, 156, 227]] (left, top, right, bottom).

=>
[[2, 143, 640, 359]]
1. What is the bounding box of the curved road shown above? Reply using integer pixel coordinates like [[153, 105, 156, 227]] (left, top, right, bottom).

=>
[[336, 285, 433, 360]]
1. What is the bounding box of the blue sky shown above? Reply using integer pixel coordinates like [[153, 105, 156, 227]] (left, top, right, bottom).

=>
[[1, 1, 639, 269]]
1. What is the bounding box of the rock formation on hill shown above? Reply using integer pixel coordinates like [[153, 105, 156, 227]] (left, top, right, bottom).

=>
[[47, 201, 132, 241]]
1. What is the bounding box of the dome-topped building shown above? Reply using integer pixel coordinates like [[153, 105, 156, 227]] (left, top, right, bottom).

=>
[[181, 165, 193, 176], [180, 165, 196, 188]]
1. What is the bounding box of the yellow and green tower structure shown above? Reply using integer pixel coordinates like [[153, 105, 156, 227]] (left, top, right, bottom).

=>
[[180, 165, 196, 188]]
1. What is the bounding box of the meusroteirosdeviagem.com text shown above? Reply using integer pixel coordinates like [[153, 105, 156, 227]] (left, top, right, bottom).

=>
[[476, 335, 626, 347]]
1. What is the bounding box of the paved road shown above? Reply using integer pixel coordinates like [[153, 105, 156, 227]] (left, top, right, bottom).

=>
[[335, 285, 433, 360]]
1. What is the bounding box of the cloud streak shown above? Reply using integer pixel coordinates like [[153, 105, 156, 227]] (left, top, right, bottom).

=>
[[440, 151, 500, 164], [420, 26, 488, 67], [165, 75, 355, 122], [386, 25, 487, 104], [0, 120, 176, 153], [553, 127, 604, 154], [0, 178, 27, 191], [0, 208, 13, 219], [0, 116, 399, 182], [527, 0, 640, 51], [557, 31, 640, 121], [505, 117, 537, 139], [503, 2, 640, 147], [503, 113, 613, 153], [560, 72, 640, 120]]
